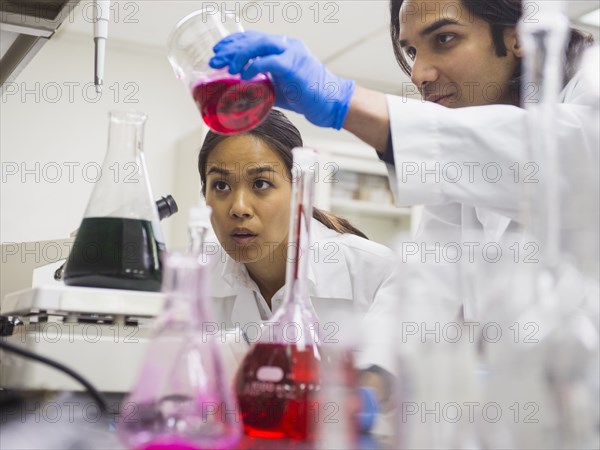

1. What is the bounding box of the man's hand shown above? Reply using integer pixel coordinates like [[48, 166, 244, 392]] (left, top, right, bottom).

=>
[[210, 30, 355, 129]]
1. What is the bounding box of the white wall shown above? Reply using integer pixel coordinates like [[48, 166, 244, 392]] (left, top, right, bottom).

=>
[[0, 32, 201, 247], [4, 15, 595, 250], [0, 29, 368, 253]]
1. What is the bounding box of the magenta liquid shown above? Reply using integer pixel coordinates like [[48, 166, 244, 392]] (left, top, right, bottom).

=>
[[192, 76, 275, 134], [123, 398, 241, 450], [234, 343, 320, 440], [140, 435, 239, 450], [141, 438, 201, 450]]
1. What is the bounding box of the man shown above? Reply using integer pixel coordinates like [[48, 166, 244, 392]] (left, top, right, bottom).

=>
[[210, 1, 599, 437], [210, 0, 597, 317]]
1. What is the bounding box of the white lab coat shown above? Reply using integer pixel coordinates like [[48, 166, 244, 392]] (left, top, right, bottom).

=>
[[385, 70, 599, 320], [206, 218, 402, 372]]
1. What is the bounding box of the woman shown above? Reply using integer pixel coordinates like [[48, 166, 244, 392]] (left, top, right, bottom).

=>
[[198, 109, 399, 329], [198, 110, 399, 426]]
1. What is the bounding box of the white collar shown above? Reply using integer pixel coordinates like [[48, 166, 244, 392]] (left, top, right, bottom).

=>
[[212, 218, 353, 300]]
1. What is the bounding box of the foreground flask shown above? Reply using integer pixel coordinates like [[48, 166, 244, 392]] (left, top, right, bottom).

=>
[[63, 111, 165, 291], [477, 5, 600, 449], [119, 250, 242, 450], [234, 147, 321, 440]]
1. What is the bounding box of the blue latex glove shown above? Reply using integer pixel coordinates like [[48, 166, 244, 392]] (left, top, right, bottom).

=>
[[209, 31, 355, 130], [356, 387, 379, 434]]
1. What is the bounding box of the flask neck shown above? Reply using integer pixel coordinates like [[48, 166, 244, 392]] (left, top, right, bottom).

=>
[[265, 148, 320, 349], [281, 154, 316, 310], [106, 111, 147, 161], [188, 204, 213, 261], [160, 253, 211, 330], [189, 227, 207, 256], [82, 110, 163, 229], [520, 8, 569, 277]]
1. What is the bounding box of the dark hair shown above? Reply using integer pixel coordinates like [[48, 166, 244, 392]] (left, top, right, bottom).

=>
[[390, 0, 594, 102], [198, 110, 369, 239]]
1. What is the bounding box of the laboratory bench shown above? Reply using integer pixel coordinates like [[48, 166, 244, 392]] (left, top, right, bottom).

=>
[[0, 390, 395, 450]]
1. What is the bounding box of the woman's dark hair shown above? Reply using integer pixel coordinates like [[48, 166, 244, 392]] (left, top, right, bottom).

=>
[[390, 0, 594, 102], [198, 110, 369, 239]]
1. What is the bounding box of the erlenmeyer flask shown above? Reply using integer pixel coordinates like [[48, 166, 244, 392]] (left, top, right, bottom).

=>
[[118, 251, 242, 450], [517, 4, 599, 447], [233, 147, 321, 441], [63, 111, 166, 291], [477, 4, 600, 448]]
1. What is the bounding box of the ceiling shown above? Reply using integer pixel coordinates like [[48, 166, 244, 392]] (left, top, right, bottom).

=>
[[58, 0, 600, 95]]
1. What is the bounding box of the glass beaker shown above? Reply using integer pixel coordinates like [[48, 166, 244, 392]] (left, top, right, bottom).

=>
[[315, 310, 362, 449], [118, 252, 242, 450], [63, 111, 166, 292], [233, 148, 321, 441], [475, 5, 600, 448], [167, 8, 275, 135]]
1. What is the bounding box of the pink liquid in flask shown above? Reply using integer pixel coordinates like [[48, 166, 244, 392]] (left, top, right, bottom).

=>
[[141, 437, 200, 450], [235, 342, 321, 441], [140, 428, 240, 450], [192, 75, 275, 134]]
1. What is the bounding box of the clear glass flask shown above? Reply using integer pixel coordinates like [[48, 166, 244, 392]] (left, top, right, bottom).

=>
[[118, 251, 241, 450], [187, 202, 212, 258], [167, 8, 275, 135], [315, 310, 361, 449], [63, 111, 166, 291], [233, 147, 321, 441], [477, 4, 600, 448], [391, 236, 480, 450], [520, 4, 599, 447]]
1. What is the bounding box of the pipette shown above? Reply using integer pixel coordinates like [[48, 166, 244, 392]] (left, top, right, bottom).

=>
[[94, 0, 109, 93]]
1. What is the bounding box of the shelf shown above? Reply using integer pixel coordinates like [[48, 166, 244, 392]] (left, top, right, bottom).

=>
[[330, 198, 411, 218]]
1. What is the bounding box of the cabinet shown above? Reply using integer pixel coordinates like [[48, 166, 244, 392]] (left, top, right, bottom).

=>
[[312, 140, 417, 249]]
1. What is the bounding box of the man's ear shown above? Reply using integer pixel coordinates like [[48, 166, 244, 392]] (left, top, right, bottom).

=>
[[504, 27, 524, 59]]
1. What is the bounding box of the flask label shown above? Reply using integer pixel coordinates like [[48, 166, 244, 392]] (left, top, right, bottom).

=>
[[257, 366, 285, 382]]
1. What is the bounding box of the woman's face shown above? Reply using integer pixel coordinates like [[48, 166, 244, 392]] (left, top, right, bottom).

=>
[[399, 0, 522, 107], [204, 134, 292, 265]]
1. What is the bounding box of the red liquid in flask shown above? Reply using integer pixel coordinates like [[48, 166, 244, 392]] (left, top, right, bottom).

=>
[[235, 343, 320, 440], [192, 76, 275, 134]]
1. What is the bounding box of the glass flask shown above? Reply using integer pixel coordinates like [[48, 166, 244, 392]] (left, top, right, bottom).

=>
[[167, 8, 275, 135], [315, 310, 361, 449], [233, 147, 321, 441], [391, 235, 479, 450], [477, 4, 600, 448], [63, 111, 166, 291], [521, 4, 598, 447], [118, 251, 242, 450], [187, 202, 212, 258]]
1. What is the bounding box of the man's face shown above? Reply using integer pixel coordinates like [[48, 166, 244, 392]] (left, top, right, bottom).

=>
[[399, 0, 522, 107]]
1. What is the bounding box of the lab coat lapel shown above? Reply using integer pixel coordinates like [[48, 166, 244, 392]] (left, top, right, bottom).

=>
[[211, 253, 264, 328], [474, 207, 512, 242], [308, 220, 354, 300], [230, 288, 263, 328]]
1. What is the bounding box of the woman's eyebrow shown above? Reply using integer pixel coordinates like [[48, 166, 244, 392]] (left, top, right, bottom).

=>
[[206, 166, 232, 177], [247, 166, 277, 176]]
